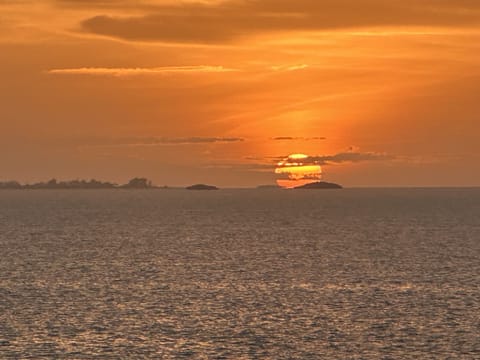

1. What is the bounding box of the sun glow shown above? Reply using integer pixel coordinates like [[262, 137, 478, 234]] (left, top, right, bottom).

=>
[[275, 153, 322, 188], [287, 153, 309, 161]]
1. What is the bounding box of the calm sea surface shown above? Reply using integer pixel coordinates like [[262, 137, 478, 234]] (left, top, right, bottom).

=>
[[0, 189, 479, 359]]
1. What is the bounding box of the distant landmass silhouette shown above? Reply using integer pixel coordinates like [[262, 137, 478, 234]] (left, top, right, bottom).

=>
[[294, 181, 343, 189], [121, 178, 153, 189], [0, 178, 341, 190], [186, 184, 219, 190], [0, 178, 154, 190]]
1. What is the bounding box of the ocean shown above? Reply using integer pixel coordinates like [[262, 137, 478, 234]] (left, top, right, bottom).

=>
[[1, 188, 479, 359]]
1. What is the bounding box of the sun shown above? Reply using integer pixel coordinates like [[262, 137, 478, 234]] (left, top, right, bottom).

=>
[[275, 153, 322, 188]]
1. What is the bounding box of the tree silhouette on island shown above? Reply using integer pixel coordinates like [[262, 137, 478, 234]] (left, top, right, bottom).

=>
[[0, 178, 154, 189], [121, 178, 153, 189]]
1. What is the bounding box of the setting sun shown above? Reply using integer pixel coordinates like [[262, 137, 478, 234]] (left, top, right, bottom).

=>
[[275, 153, 322, 188]]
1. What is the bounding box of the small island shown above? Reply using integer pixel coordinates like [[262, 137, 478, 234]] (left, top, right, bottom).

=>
[[186, 184, 219, 191], [294, 181, 343, 190]]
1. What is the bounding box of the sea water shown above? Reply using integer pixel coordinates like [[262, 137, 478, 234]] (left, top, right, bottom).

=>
[[1, 188, 479, 358]]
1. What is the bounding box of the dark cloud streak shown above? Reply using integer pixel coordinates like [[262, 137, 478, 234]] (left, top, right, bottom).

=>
[[77, 0, 480, 43], [272, 136, 326, 141], [81, 136, 245, 148], [310, 152, 394, 165], [272, 151, 394, 166]]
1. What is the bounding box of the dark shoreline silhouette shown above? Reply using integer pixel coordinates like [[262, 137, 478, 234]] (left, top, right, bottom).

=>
[[0, 178, 156, 190], [186, 184, 219, 190], [294, 181, 343, 189]]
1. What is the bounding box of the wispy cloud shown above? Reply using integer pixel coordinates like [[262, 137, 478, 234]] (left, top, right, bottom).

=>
[[133, 137, 245, 145], [271, 64, 309, 72], [272, 136, 326, 141], [205, 151, 396, 174], [203, 163, 275, 172], [310, 152, 394, 165], [78, 0, 480, 43], [78, 136, 245, 149], [221, 150, 396, 174], [48, 66, 238, 76], [272, 150, 395, 166]]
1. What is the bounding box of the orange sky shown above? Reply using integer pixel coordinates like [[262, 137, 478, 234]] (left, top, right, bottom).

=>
[[1, 0, 480, 187]]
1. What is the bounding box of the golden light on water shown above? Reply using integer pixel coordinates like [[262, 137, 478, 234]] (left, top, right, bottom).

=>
[[275, 153, 322, 189]]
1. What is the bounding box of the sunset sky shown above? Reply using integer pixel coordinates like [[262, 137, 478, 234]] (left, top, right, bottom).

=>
[[1, 0, 480, 187]]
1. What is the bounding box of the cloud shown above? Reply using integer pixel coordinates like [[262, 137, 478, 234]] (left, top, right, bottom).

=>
[[228, 150, 394, 175], [271, 64, 309, 72], [78, 0, 480, 43], [47, 66, 238, 76], [309, 151, 394, 165], [272, 136, 326, 141], [204, 163, 275, 172], [79, 136, 245, 149], [272, 150, 394, 165], [140, 137, 245, 145], [54, 0, 159, 9]]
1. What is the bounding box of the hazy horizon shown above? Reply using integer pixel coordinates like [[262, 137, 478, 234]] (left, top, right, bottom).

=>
[[2, 176, 480, 189]]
